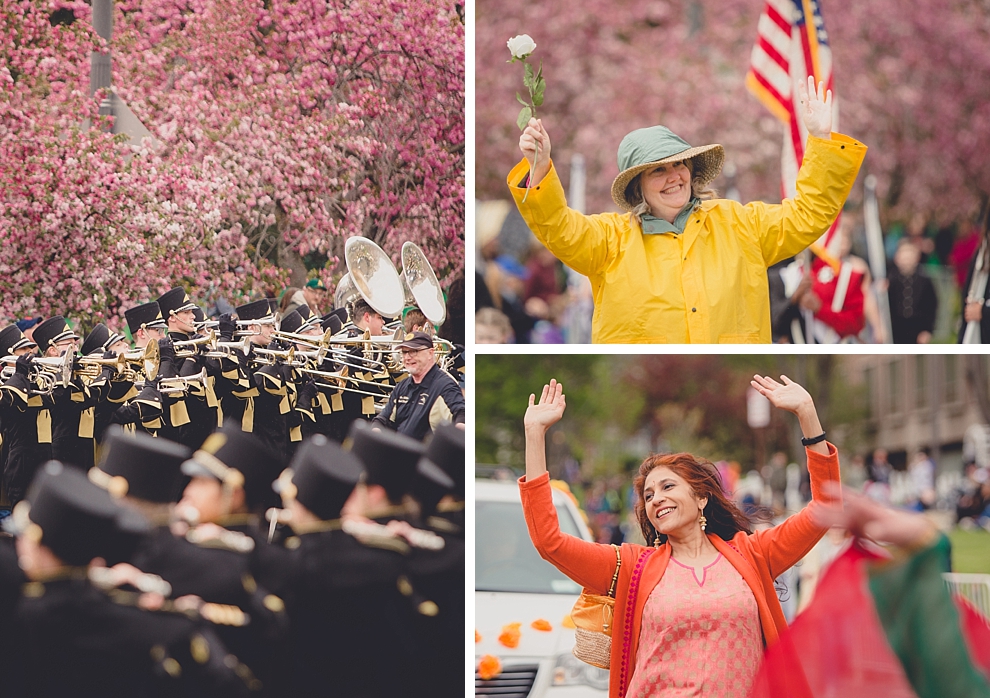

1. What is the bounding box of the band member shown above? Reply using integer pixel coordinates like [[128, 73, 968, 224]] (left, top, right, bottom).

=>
[[92, 427, 288, 693], [33, 316, 109, 470], [81, 323, 162, 444], [256, 432, 429, 698], [213, 300, 292, 454], [158, 287, 218, 450], [371, 331, 465, 440], [0, 325, 49, 506], [123, 302, 173, 437], [5, 461, 256, 696]]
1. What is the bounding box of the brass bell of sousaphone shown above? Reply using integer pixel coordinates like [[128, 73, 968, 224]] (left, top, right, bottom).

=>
[[334, 272, 359, 313], [343, 237, 405, 319], [401, 241, 446, 325]]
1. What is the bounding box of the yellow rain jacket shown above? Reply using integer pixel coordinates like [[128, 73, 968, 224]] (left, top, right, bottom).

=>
[[507, 133, 867, 343]]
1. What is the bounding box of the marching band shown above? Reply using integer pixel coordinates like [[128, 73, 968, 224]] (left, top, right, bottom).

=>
[[0, 237, 466, 697]]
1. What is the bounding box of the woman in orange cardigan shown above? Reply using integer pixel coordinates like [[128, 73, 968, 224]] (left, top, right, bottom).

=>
[[521, 375, 841, 698]]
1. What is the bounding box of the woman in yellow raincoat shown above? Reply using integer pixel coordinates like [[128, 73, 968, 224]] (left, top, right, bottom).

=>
[[507, 77, 866, 344]]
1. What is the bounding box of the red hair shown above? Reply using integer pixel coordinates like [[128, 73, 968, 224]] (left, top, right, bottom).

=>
[[633, 453, 753, 544]]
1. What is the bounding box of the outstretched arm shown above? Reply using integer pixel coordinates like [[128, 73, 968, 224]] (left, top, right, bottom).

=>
[[749, 375, 840, 577], [520, 379, 617, 593]]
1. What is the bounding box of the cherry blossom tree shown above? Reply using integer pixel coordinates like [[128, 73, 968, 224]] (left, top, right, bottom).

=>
[[476, 0, 990, 226], [0, 0, 463, 330]]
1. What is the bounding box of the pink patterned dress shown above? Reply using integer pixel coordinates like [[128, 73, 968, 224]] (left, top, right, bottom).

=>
[[625, 554, 763, 697]]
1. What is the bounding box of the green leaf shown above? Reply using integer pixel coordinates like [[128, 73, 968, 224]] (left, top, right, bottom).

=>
[[516, 91, 530, 106], [533, 78, 546, 107], [517, 106, 533, 130], [523, 62, 535, 88]]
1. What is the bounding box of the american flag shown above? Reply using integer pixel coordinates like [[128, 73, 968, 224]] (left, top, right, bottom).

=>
[[746, 0, 841, 265]]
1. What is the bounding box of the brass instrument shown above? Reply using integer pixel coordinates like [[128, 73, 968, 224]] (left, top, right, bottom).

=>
[[0, 362, 59, 394], [234, 318, 279, 338], [343, 237, 406, 318], [123, 342, 160, 381], [400, 241, 447, 325], [173, 330, 217, 357], [296, 365, 394, 402], [250, 345, 296, 366], [0, 352, 74, 390], [134, 368, 209, 395]]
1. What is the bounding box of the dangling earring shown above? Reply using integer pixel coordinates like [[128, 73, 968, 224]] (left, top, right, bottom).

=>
[[653, 532, 661, 548], [699, 513, 707, 531]]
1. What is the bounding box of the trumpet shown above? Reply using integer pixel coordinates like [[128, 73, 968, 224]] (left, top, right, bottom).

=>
[[198, 337, 253, 360], [173, 330, 218, 357]]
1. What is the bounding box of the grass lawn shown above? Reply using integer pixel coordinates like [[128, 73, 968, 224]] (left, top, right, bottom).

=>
[[948, 528, 990, 574]]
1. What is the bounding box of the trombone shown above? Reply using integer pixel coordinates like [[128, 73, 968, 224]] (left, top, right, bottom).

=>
[[133, 368, 209, 396], [295, 365, 394, 401], [75, 342, 160, 382]]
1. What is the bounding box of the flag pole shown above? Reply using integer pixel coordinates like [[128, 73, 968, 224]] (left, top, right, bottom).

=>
[[863, 175, 893, 343]]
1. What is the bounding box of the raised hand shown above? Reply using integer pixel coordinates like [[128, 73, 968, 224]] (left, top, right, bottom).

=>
[[524, 378, 566, 432], [799, 75, 832, 140], [751, 374, 814, 415], [518, 117, 552, 186]]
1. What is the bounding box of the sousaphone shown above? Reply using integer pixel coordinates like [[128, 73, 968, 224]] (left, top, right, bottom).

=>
[[401, 242, 446, 325], [343, 237, 406, 319]]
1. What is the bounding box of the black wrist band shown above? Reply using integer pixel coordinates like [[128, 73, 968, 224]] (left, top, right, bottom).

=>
[[801, 432, 827, 446]]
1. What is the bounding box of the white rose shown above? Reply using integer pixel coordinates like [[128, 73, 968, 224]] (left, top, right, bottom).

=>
[[506, 34, 537, 60]]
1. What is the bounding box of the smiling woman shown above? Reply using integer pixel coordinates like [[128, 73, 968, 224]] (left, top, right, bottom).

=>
[[519, 376, 839, 698], [508, 77, 867, 343]]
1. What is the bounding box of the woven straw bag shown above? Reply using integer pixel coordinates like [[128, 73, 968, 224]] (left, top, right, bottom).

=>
[[570, 544, 622, 669]]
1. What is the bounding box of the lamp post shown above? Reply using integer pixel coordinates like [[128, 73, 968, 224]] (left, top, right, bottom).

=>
[[90, 0, 113, 121]]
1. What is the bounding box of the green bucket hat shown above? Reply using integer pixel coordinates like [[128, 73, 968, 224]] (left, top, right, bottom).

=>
[[610, 126, 724, 212]]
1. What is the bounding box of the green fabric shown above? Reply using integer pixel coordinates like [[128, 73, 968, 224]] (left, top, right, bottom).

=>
[[868, 534, 990, 698], [617, 126, 693, 172], [641, 199, 701, 234]]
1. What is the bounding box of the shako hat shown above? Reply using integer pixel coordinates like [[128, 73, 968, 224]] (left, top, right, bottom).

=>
[[182, 422, 283, 512], [91, 426, 191, 504], [156, 287, 198, 317], [235, 299, 276, 324], [420, 424, 464, 499], [610, 126, 724, 212], [124, 302, 167, 335], [321, 307, 348, 335], [80, 323, 126, 356], [33, 316, 79, 353], [345, 420, 424, 502], [0, 324, 36, 356], [281, 434, 363, 521], [11, 461, 149, 566]]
